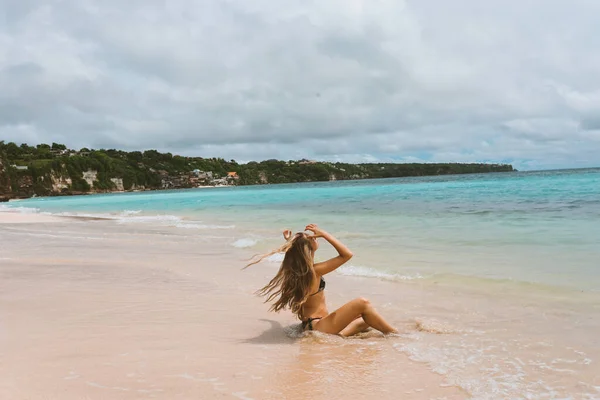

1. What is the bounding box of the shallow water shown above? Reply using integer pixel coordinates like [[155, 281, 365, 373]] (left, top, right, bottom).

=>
[[9, 168, 600, 291]]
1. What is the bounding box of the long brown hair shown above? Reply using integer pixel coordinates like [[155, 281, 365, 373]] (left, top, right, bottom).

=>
[[245, 233, 315, 318]]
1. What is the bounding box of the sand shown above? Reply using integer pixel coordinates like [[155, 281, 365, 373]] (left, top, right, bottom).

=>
[[0, 211, 64, 223], [0, 212, 467, 400]]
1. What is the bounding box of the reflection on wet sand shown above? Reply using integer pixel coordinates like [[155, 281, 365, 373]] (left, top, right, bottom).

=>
[[244, 324, 465, 400]]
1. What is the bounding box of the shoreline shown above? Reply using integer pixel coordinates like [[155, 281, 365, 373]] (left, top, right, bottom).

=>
[[2, 183, 229, 201], [0, 209, 65, 223], [3, 206, 599, 297]]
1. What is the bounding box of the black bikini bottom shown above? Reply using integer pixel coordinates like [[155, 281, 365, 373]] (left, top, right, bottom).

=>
[[301, 317, 322, 331]]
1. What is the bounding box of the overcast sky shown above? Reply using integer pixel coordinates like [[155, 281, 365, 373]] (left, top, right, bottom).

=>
[[1, 0, 600, 170]]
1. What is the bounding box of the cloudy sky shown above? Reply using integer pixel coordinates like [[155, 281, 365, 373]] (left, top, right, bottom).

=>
[[1, 0, 600, 170]]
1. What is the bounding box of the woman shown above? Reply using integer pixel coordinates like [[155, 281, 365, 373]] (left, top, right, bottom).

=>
[[246, 224, 397, 336]]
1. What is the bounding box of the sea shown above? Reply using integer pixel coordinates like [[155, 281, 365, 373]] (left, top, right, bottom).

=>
[[5, 168, 600, 291], [3, 168, 600, 399]]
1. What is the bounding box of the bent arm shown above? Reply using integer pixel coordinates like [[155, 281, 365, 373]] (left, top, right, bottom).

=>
[[313, 230, 353, 276], [283, 229, 292, 241]]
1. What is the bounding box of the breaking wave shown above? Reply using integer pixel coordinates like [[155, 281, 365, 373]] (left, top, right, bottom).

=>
[[231, 238, 258, 248], [337, 265, 423, 281]]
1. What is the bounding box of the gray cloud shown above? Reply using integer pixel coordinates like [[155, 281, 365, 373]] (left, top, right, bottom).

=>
[[1, 0, 600, 170]]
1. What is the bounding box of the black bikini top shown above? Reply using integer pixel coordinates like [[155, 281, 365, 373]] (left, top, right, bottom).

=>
[[309, 276, 326, 296]]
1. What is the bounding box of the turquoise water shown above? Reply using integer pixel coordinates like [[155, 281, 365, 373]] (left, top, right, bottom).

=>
[[8, 168, 600, 291]]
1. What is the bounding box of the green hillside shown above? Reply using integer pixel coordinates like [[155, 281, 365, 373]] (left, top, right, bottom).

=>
[[0, 141, 514, 199]]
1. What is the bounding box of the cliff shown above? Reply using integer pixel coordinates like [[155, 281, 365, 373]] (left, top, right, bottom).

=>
[[0, 142, 515, 199], [0, 153, 11, 201]]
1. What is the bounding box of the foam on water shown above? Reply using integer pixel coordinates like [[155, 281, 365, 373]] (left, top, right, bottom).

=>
[[232, 238, 258, 248], [120, 209, 142, 216], [117, 214, 182, 224], [282, 323, 305, 339], [0, 204, 40, 213], [413, 319, 469, 335], [1, 203, 239, 234], [394, 333, 598, 399], [0, 205, 118, 220], [338, 265, 423, 281], [175, 222, 235, 230]]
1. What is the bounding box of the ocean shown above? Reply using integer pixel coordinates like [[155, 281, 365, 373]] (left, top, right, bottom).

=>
[[8, 168, 600, 291], [3, 168, 600, 399]]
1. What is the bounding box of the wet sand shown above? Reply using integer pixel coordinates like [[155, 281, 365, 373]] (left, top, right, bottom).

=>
[[0, 211, 65, 223], [0, 213, 467, 399]]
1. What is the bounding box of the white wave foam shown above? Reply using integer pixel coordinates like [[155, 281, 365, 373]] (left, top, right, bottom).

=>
[[232, 238, 258, 248], [2, 204, 235, 231], [414, 318, 468, 334], [337, 265, 422, 281], [120, 209, 142, 216], [394, 335, 596, 399], [175, 222, 235, 230], [115, 214, 234, 230], [118, 215, 182, 224], [0, 204, 40, 214]]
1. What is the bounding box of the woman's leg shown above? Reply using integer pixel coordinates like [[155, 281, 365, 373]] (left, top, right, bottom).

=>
[[314, 297, 397, 335], [339, 317, 370, 337]]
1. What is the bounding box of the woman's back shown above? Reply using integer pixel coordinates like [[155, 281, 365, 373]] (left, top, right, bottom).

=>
[[300, 275, 329, 321]]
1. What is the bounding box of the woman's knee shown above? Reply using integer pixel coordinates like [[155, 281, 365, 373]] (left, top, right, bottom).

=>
[[354, 297, 371, 309]]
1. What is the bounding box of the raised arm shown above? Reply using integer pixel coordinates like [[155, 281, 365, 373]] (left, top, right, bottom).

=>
[[305, 224, 353, 276], [283, 229, 292, 241]]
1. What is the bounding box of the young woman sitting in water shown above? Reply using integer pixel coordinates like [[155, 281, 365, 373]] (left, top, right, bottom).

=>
[[246, 224, 397, 336]]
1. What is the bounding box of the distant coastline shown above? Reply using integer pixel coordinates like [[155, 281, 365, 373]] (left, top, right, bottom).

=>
[[0, 141, 514, 201]]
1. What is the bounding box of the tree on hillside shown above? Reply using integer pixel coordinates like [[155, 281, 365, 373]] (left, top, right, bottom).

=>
[[1, 142, 21, 159], [51, 143, 67, 151]]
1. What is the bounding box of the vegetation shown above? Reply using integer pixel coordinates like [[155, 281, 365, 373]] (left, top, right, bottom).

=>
[[0, 145, 12, 201], [0, 141, 514, 198]]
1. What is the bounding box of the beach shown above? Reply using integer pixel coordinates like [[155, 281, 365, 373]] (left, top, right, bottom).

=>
[[1, 211, 468, 400], [2, 170, 600, 399]]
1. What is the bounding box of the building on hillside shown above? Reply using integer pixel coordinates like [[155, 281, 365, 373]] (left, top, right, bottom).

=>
[[227, 171, 239, 180], [69, 151, 90, 157], [192, 170, 213, 180], [212, 178, 228, 186]]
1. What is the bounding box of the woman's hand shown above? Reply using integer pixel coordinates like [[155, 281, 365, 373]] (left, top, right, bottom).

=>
[[305, 223, 325, 238], [283, 229, 292, 240], [306, 224, 354, 276]]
